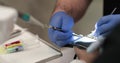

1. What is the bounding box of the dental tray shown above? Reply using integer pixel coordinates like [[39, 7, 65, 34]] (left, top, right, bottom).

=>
[[0, 25, 62, 63]]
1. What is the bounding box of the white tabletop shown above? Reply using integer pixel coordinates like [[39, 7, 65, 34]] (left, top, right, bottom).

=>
[[0, 25, 61, 63]]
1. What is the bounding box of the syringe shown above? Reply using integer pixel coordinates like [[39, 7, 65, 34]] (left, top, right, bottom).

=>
[[18, 12, 50, 29], [18, 12, 63, 31]]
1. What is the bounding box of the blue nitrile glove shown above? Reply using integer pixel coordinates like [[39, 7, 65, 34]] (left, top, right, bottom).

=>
[[95, 14, 120, 37], [48, 12, 74, 47]]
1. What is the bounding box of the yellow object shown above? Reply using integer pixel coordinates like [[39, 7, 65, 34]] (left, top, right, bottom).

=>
[[0, 46, 7, 54]]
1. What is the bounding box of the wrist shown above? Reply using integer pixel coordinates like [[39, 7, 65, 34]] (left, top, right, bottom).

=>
[[53, 8, 66, 15], [52, 8, 78, 23]]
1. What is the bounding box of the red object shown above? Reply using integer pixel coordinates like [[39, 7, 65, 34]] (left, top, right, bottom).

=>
[[5, 40, 21, 47]]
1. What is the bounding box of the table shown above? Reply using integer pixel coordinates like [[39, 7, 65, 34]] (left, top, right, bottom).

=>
[[0, 25, 62, 63]]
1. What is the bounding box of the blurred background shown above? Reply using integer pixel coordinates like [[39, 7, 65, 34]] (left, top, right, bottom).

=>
[[0, 0, 103, 44]]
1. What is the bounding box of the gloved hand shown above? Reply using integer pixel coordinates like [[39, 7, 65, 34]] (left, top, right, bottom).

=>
[[48, 12, 74, 47], [95, 14, 120, 37]]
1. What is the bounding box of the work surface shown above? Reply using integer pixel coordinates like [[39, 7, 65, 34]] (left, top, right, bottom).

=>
[[0, 25, 61, 63]]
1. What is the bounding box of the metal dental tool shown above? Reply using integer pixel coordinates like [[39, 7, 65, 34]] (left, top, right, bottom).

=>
[[110, 7, 117, 15]]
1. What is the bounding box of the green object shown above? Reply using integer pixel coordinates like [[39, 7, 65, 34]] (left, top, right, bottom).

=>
[[22, 13, 30, 22], [6, 46, 24, 53], [6, 47, 16, 53]]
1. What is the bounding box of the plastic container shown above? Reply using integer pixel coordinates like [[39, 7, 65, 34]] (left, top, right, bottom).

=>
[[0, 5, 18, 44]]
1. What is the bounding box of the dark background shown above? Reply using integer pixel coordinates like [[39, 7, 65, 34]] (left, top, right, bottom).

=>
[[104, 0, 120, 15]]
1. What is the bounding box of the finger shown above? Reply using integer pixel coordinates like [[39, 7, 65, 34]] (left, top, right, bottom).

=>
[[50, 12, 63, 28], [62, 14, 74, 31], [54, 30, 73, 40], [97, 15, 111, 27], [96, 21, 116, 36], [48, 28, 56, 42], [100, 31, 111, 37], [55, 40, 69, 47], [54, 36, 73, 47]]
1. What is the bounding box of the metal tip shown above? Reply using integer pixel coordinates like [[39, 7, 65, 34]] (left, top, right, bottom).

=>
[[111, 7, 117, 15]]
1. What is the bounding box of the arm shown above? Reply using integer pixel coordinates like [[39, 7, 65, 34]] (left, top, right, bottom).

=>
[[53, 0, 92, 22], [48, 0, 92, 46]]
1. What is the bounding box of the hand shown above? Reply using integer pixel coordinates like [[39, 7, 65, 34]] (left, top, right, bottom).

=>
[[74, 47, 99, 63], [95, 14, 120, 36], [48, 12, 74, 47]]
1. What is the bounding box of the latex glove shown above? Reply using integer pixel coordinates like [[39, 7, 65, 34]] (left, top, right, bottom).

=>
[[95, 14, 120, 37], [48, 12, 74, 47]]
